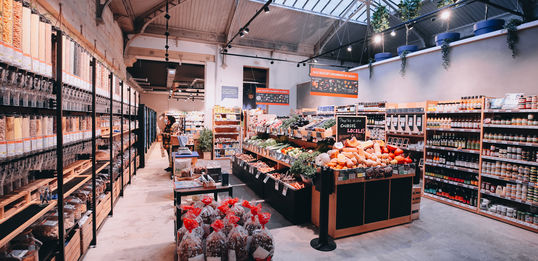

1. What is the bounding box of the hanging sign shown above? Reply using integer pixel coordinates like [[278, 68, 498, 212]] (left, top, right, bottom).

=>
[[336, 116, 367, 142], [221, 86, 238, 100], [310, 68, 358, 98], [256, 88, 289, 105]]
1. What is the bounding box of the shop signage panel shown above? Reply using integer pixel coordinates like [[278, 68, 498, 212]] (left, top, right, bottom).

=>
[[310, 68, 358, 98], [221, 86, 238, 100], [256, 88, 289, 105], [336, 116, 367, 142]]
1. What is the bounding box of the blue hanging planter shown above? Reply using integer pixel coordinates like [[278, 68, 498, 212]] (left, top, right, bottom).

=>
[[374, 52, 392, 62], [474, 19, 505, 36], [397, 45, 418, 56], [435, 32, 460, 46]]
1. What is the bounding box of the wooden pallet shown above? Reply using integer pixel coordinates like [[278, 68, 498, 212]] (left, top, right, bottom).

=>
[[0, 178, 54, 221]]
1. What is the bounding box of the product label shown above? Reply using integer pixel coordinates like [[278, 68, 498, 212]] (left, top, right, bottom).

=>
[[23, 138, 31, 153], [274, 181, 279, 191], [256, 172, 261, 179], [15, 140, 23, 155], [0, 142, 7, 158], [252, 246, 270, 259], [282, 186, 288, 196], [36, 137, 43, 150], [263, 176, 270, 183]]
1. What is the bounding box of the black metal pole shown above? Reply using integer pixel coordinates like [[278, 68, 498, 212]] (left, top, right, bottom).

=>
[[109, 72, 113, 216], [133, 92, 137, 175], [90, 57, 97, 246], [54, 29, 66, 261], [310, 167, 336, 251], [128, 87, 132, 184], [120, 81, 124, 196]]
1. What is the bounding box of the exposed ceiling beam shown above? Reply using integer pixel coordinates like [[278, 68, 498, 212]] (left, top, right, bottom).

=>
[[224, 0, 241, 44], [314, 1, 365, 55], [146, 24, 227, 43], [124, 46, 215, 67], [121, 0, 136, 25]]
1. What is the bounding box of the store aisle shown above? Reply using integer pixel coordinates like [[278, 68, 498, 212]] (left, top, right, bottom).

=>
[[84, 143, 176, 261]]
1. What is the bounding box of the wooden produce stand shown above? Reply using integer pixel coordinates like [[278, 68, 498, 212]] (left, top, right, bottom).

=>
[[312, 167, 415, 239]]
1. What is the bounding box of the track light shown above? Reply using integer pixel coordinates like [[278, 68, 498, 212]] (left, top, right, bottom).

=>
[[297, 64, 300, 67], [390, 30, 396, 37], [374, 34, 382, 44], [227, 44, 232, 48], [270, 61, 274, 64], [303, 63, 306, 66], [347, 45, 352, 52], [243, 28, 249, 34], [223, 48, 228, 53], [239, 31, 245, 37], [440, 9, 451, 20], [263, 6, 270, 13]]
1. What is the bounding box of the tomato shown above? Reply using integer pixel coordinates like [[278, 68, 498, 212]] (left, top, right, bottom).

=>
[[394, 148, 404, 156], [382, 146, 389, 153], [404, 156, 412, 163], [394, 155, 405, 164], [386, 145, 398, 152], [389, 152, 395, 159]]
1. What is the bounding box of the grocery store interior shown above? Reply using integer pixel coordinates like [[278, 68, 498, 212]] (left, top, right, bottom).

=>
[[0, 0, 537, 260]]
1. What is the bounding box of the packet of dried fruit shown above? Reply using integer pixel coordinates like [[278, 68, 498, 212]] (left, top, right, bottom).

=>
[[228, 198, 247, 226], [226, 214, 249, 261], [200, 196, 218, 237], [178, 207, 204, 243], [242, 200, 262, 236], [205, 219, 227, 261], [178, 218, 204, 261], [250, 213, 274, 261]]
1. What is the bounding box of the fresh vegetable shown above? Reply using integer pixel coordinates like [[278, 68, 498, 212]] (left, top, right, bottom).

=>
[[394, 148, 404, 156]]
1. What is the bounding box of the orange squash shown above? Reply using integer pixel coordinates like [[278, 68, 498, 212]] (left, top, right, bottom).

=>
[[345, 137, 360, 148]]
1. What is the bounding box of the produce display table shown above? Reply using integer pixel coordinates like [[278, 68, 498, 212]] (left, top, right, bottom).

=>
[[312, 167, 415, 239], [173, 182, 233, 236]]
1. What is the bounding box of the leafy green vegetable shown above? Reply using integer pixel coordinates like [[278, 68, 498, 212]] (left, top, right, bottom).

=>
[[320, 118, 336, 129]]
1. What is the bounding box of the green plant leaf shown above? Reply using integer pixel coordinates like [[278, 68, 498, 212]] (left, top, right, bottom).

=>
[[372, 5, 390, 33], [197, 128, 213, 152], [505, 19, 522, 58]]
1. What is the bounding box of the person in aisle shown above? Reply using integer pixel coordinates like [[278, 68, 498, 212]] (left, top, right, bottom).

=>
[[162, 115, 181, 172]]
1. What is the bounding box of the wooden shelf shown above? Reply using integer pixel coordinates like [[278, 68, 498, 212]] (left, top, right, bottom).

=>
[[425, 162, 479, 174], [423, 193, 477, 212], [483, 124, 538, 130], [426, 110, 482, 114], [386, 132, 424, 138], [481, 155, 538, 167], [480, 173, 538, 188], [424, 175, 478, 190], [479, 210, 538, 233], [426, 127, 481, 133], [242, 146, 291, 168], [484, 109, 538, 113], [425, 145, 480, 154], [480, 189, 538, 207], [483, 139, 538, 147]]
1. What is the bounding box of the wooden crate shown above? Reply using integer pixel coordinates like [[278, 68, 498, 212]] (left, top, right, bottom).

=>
[[96, 193, 111, 228], [65, 229, 81, 261], [80, 213, 93, 255], [412, 187, 421, 204], [411, 203, 420, 220], [113, 180, 121, 202]]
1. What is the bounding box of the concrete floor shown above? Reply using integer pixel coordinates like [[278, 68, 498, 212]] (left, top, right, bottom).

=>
[[84, 143, 538, 261]]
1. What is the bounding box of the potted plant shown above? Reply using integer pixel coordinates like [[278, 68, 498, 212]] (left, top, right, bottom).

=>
[[290, 152, 319, 183], [435, 0, 460, 46], [473, 3, 504, 36], [197, 128, 213, 159], [398, 0, 421, 55], [372, 5, 392, 62]]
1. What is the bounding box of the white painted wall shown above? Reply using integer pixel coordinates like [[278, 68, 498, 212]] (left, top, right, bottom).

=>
[[129, 36, 311, 126], [139, 92, 204, 118], [298, 21, 538, 108]]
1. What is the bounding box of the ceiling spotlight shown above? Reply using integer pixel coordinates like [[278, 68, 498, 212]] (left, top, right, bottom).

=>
[[373, 34, 382, 44], [263, 6, 270, 13], [239, 31, 245, 37], [303, 63, 306, 66], [223, 48, 228, 53], [227, 44, 232, 48], [390, 30, 396, 37], [440, 9, 451, 20], [347, 45, 352, 52], [297, 64, 300, 67], [243, 28, 249, 34], [167, 64, 176, 75], [270, 61, 274, 64], [313, 59, 318, 63]]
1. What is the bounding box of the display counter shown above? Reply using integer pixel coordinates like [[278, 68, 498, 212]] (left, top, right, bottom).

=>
[[312, 167, 415, 238]]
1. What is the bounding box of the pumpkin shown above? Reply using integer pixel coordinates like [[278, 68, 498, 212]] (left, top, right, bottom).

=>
[[345, 137, 360, 148]]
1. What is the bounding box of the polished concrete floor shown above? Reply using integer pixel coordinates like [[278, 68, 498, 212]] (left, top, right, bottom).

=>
[[85, 143, 538, 261]]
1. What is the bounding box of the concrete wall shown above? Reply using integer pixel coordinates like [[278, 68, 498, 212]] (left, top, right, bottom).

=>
[[298, 21, 538, 108], [39, 0, 126, 76], [140, 92, 204, 118], [129, 36, 314, 126]]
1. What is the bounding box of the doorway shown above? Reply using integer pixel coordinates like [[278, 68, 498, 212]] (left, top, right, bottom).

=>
[[242, 66, 268, 111]]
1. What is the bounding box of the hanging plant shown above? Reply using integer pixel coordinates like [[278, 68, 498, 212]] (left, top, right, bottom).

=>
[[505, 19, 523, 58], [437, 0, 457, 8], [400, 51, 409, 76], [399, 0, 422, 45], [368, 58, 374, 79], [372, 5, 390, 34], [441, 39, 451, 69]]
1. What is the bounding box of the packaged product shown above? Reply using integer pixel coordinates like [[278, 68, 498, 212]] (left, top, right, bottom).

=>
[[250, 213, 274, 261], [242, 201, 262, 236], [217, 202, 230, 220], [200, 196, 218, 237], [177, 208, 203, 243], [177, 218, 204, 261], [226, 215, 249, 261], [228, 198, 246, 225], [205, 219, 227, 261]]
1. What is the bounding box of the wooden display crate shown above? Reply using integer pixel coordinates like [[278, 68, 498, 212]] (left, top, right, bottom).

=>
[[65, 229, 81, 261], [80, 213, 93, 255], [96, 193, 111, 228], [113, 179, 121, 202]]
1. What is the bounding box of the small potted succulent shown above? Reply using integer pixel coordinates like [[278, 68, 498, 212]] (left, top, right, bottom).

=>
[[435, 0, 460, 46], [371, 5, 392, 62], [398, 0, 422, 55], [473, 2, 504, 36], [197, 128, 213, 159]]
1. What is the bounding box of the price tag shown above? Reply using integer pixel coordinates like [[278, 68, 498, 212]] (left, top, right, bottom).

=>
[[263, 176, 270, 183], [256, 172, 261, 179], [274, 181, 279, 191], [282, 186, 288, 196]]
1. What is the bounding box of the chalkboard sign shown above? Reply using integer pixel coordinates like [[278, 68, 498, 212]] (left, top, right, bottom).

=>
[[256, 88, 289, 105], [336, 116, 367, 142], [310, 68, 358, 98]]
